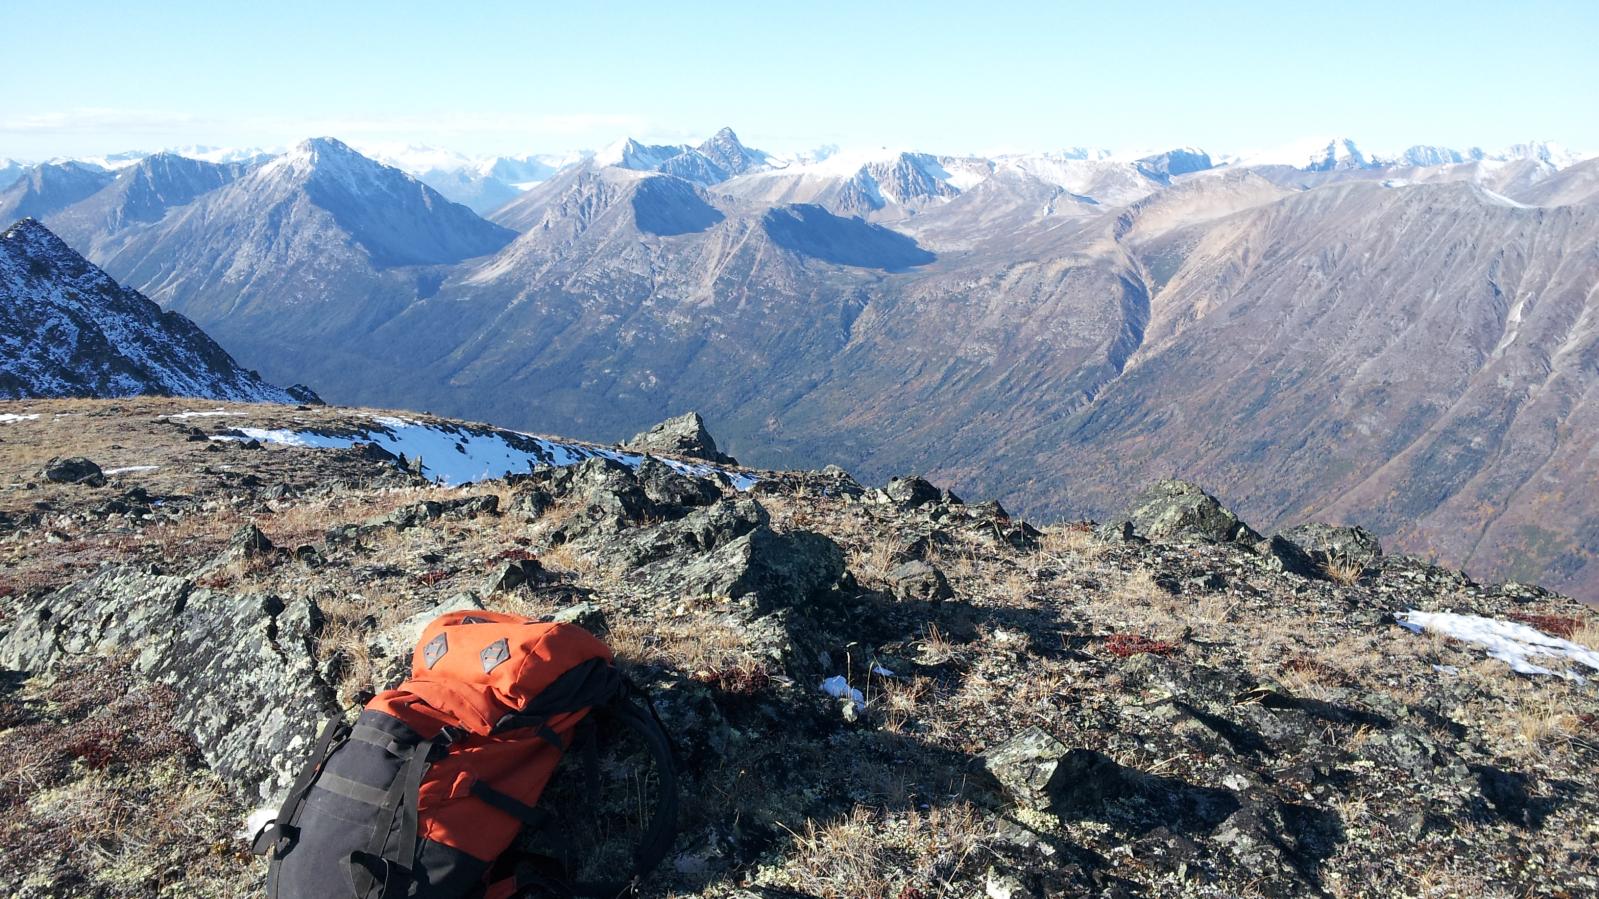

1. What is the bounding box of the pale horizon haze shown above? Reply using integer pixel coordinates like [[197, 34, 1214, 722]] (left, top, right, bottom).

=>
[[3, 0, 1597, 161]]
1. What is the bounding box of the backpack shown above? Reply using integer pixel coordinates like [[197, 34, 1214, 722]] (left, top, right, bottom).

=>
[[251, 610, 678, 899]]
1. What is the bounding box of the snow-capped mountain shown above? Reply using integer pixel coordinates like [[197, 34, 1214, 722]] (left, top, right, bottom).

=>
[[0, 159, 27, 191], [0, 162, 117, 224], [0, 218, 312, 402], [46, 153, 254, 253]]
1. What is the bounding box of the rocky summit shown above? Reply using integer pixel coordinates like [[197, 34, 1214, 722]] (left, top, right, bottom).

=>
[[0, 398, 1596, 898]]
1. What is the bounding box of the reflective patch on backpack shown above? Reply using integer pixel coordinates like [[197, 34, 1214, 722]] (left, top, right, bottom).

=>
[[423, 633, 449, 669], [480, 638, 511, 674]]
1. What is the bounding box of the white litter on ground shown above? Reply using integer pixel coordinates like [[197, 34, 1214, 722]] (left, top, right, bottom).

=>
[[240, 806, 276, 842], [1396, 610, 1599, 681], [820, 675, 866, 711], [0, 413, 39, 424], [209, 418, 760, 490], [165, 409, 245, 420], [103, 465, 159, 475]]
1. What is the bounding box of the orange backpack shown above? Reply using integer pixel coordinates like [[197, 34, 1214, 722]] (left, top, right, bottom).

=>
[[253, 610, 678, 898]]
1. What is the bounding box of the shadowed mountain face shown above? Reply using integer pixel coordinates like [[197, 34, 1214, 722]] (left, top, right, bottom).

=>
[[20, 136, 1599, 598], [762, 204, 935, 270], [0, 163, 116, 223]]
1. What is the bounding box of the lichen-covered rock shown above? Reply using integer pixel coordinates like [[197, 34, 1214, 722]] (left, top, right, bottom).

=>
[[551, 601, 608, 636], [886, 559, 954, 603], [624, 411, 738, 465], [629, 525, 845, 614], [1105, 479, 1261, 544], [1279, 522, 1384, 566], [983, 726, 1071, 811], [0, 566, 336, 800]]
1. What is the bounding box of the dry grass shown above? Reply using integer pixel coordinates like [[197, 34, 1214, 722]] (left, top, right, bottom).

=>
[[780, 802, 992, 899], [1320, 555, 1366, 586]]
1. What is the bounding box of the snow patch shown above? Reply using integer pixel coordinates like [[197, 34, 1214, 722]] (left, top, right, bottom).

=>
[[165, 409, 245, 419], [0, 413, 39, 424], [1396, 610, 1599, 681], [103, 465, 159, 475], [211, 418, 759, 490]]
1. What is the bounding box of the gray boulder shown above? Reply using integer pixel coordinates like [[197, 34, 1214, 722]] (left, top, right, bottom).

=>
[[885, 559, 954, 603], [551, 601, 609, 636], [625, 412, 738, 465], [1105, 480, 1261, 544], [630, 526, 845, 614], [614, 496, 769, 569], [42, 456, 105, 487], [634, 456, 721, 511], [1278, 522, 1384, 567]]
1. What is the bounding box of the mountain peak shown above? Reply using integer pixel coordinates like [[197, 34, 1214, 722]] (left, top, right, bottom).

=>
[[3, 216, 76, 256]]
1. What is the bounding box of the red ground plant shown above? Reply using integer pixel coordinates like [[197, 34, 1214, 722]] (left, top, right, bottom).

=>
[[1105, 633, 1180, 658]]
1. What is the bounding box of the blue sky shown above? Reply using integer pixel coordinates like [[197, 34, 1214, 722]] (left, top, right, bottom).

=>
[[4, 0, 1595, 160]]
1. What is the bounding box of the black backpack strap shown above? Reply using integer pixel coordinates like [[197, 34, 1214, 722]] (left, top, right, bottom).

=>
[[471, 778, 552, 829], [569, 692, 679, 898], [254, 716, 350, 858], [349, 736, 437, 899]]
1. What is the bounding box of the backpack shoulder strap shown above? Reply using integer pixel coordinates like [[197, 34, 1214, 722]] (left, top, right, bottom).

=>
[[568, 687, 679, 898], [254, 716, 350, 859], [349, 735, 439, 899]]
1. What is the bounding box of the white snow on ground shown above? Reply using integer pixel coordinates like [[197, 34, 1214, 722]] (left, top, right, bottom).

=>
[[103, 465, 159, 475], [211, 418, 759, 490], [0, 413, 39, 424], [820, 675, 866, 712], [165, 409, 245, 419], [1396, 610, 1599, 681]]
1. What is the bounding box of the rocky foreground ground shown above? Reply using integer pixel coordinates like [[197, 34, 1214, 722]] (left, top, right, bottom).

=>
[[0, 398, 1596, 898]]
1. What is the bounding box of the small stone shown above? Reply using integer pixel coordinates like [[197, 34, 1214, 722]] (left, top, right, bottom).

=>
[[486, 558, 549, 593], [227, 523, 274, 560], [886, 559, 954, 603], [551, 601, 608, 636], [983, 726, 1070, 811], [986, 868, 1033, 899]]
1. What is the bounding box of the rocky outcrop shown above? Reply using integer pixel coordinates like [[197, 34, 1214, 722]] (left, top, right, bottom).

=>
[[1279, 522, 1384, 567], [624, 412, 738, 465], [1099, 479, 1261, 544], [0, 566, 334, 800]]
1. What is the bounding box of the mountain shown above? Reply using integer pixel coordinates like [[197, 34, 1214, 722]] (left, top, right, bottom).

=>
[[0, 159, 26, 191], [37, 129, 1599, 599], [74, 138, 515, 393], [0, 218, 309, 402], [590, 127, 777, 188], [44, 153, 254, 254], [0, 162, 116, 223]]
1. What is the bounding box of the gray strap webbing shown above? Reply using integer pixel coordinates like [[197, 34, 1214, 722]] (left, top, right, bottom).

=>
[[315, 771, 393, 807], [349, 724, 406, 758]]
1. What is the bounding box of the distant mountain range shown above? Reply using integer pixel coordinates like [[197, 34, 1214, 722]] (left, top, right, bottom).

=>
[[0, 218, 312, 403], [5, 127, 1599, 598], [4, 134, 1586, 213]]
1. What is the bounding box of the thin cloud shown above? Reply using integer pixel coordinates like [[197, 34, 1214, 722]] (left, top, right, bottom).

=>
[[1, 108, 207, 133]]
